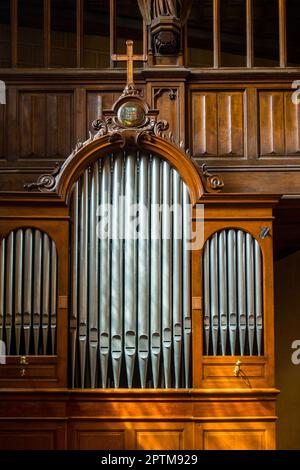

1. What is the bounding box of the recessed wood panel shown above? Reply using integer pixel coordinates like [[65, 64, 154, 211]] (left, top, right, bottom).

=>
[[69, 422, 127, 450], [259, 90, 300, 157], [196, 422, 275, 450], [86, 91, 124, 135], [285, 91, 300, 156], [0, 105, 4, 158], [0, 421, 66, 450], [259, 92, 285, 156], [153, 88, 181, 143], [18, 91, 73, 160], [133, 423, 191, 450], [191, 91, 244, 157]]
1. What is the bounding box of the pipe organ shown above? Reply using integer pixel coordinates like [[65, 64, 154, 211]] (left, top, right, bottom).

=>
[[70, 153, 191, 389], [0, 84, 278, 450]]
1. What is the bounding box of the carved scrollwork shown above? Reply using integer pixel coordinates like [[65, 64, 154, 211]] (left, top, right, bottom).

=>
[[201, 164, 224, 193], [153, 119, 169, 137], [24, 162, 61, 192]]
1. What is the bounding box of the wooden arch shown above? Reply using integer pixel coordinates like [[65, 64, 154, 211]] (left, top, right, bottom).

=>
[[49, 132, 205, 206]]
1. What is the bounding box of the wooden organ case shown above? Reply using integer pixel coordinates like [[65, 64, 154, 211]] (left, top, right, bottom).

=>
[[0, 81, 278, 451]]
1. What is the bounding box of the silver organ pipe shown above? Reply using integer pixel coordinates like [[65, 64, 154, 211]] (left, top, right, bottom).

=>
[[161, 161, 172, 388], [228, 230, 237, 355], [0, 229, 57, 356], [237, 230, 246, 355], [137, 154, 149, 388], [182, 185, 191, 387], [150, 156, 161, 388], [79, 170, 89, 387], [111, 154, 124, 388], [124, 154, 137, 388], [70, 152, 192, 388], [254, 240, 263, 355], [210, 233, 219, 356], [203, 229, 263, 356], [15, 229, 23, 355], [172, 169, 182, 389], [203, 239, 210, 355], [0, 238, 5, 343], [42, 233, 50, 355], [5, 232, 14, 355], [99, 156, 111, 388], [33, 230, 42, 354], [24, 229, 33, 355], [70, 182, 79, 387], [218, 231, 227, 356], [89, 161, 99, 389], [246, 233, 255, 355]]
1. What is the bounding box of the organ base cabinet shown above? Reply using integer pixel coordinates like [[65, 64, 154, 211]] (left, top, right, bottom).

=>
[[0, 84, 279, 450], [0, 391, 277, 450]]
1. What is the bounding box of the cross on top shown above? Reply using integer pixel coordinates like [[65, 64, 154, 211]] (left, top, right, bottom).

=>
[[112, 40, 147, 88]]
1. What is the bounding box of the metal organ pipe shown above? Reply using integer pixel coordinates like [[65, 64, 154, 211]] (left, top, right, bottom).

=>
[[203, 229, 263, 356], [70, 151, 192, 388]]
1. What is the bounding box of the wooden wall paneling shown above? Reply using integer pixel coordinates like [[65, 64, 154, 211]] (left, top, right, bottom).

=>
[[192, 92, 218, 156], [74, 87, 87, 144], [218, 92, 244, 156], [191, 91, 245, 158], [6, 86, 18, 161], [246, 87, 258, 159], [16, 90, 74, 162], [68, 421, 193, 450], [132, 422, 193, 450], [285, 91, 300, 156], [147, 82, 185, 144], [259, 91, 285, 156], [0, 105, 5, 159], [86, 90, 122, 136], [195, 422, 275, 450], [0, 420, 67, 450], [10, 0, 18, 67], [68, 421, 129, 450]]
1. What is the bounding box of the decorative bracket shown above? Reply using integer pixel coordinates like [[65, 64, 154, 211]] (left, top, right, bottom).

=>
[[201, 164, 225, 193]]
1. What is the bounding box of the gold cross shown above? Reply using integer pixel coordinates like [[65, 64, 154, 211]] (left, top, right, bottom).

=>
[[112, 40, 147, 87]]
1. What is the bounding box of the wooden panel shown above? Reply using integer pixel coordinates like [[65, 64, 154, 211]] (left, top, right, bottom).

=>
[[259, 91, 285, 156], [18, 91, 73, 160], [69, 422, 127, 450], [152, 87, 181, 143], [196, 422, 275, 450], [86, 91, 122, 135], [0, 105, 4, 158], [0, 421, 66, 450], [135, 429, 184, 450], [191, 91, 244, 157], [285, 91, 300, 156]]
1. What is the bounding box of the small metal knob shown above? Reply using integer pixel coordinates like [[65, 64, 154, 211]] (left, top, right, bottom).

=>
[[20, 368, 27, 377], [233, 359, 242, 377], [20, 356, 28, 365]]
